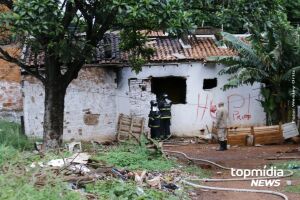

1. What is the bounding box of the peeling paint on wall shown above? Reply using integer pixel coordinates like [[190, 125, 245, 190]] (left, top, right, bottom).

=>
[[128, 78, 155, 118], [23, 63, 266, 141], [0, 47, 23, 122], [116, 63, 266, 137], [84, 112, 100, 125], [23, 67, 117, 141]]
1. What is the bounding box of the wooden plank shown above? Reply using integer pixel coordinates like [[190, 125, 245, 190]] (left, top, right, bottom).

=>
[[254, 131, 280, 135], [227, 124, 285, 146], [228, 135, 248, 139], [254, 125, 279, 130], [117, 114, 145, 144], [254, 136, 283, 145], [228, 134, 248, 145], [132, 127, 142, 133], [121, 120, 142, 127], [117, 114, 123, 142], [228, 127, 252, 135], [228, 132, 249, 135], [251, 126, 254, 135], [129, 117, 134, 139]]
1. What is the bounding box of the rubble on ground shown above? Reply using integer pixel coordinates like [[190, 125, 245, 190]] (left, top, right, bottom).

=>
[[26, 140, 201, 199]]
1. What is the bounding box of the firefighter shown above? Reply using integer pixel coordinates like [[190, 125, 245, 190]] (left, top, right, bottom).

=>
[[158, 94, 172, 139], [148, 100, 161, 139], [215, 102, 228, 151]]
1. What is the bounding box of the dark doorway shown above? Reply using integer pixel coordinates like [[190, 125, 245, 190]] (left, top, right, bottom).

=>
[[203, 78, 217, 89], [151, 76, 187, 104]]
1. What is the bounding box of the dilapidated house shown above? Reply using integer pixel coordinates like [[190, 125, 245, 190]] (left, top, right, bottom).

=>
[[22, 31, 266, 141]]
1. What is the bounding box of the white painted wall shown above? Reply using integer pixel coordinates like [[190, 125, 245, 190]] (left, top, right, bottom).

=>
[[23, 62, 266, 141], [23, 68, 117, 141], [116, 63, 266, 136]]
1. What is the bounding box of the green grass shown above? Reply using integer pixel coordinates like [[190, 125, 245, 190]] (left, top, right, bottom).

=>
[[0, 171, 84, 200], [93, 141, 175, 171], [0, 120, 33, 150], [272, 161, 300, 178], [85, 179, 189, 200], [0, 125, 207, 200], [285, 183, 300, 193], [183, 165, 212, 179], [0, 146, 85, 200], [271, 161, 300, 194], [0, 144, 19, 166], [0, 120, 84, 200]]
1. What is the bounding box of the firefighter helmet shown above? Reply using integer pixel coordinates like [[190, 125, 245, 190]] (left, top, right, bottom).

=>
[[150, 100, 157, 106]]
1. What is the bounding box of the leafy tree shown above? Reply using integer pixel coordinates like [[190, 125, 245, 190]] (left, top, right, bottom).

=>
[[184, 0, 284, 33], [283, 0, 300, 26], [0, 0, 194, 149], [210, 15, 300, 124]]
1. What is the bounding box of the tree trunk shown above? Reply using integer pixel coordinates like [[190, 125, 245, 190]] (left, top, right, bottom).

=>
[[43, 83, 67, 149], [42, 54, 68, 150]]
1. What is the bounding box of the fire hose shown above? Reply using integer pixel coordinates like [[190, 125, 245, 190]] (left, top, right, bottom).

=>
[[163, 150, 294, 200]]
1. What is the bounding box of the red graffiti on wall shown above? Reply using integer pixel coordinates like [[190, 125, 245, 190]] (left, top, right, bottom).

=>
[[228, 93, 252, 121], [196, 93, 252, 121]]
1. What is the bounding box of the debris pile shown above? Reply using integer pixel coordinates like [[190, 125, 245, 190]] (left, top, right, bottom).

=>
[[28, 141, 189, 199]]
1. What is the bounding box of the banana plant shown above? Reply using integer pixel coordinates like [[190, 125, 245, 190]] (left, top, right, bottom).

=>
[[208, 16, 300, 124]]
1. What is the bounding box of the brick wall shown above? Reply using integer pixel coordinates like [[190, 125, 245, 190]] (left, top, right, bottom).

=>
[[0, 46, 23, 122]]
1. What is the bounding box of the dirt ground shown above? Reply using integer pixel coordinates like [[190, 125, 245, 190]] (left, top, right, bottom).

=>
[[164, 143, 300, 200]]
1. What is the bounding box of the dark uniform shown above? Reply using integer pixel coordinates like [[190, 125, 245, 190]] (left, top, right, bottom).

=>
[[158, 94, 172, 139], [148, 101, 161, 139]]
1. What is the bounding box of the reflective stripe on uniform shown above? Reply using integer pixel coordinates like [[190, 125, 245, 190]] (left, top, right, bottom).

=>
[[150, 125, 160, 128], [161, 116, 171, 119], [160, 108, 171, 111]]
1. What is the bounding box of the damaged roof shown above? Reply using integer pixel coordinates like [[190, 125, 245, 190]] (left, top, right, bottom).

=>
[[24, 31, 242, 66], [146, 35, 236, 62]]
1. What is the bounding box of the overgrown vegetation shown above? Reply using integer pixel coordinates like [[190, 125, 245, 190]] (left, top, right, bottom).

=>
[[285, 183, 300, 193], [272, 161, 300, 178], [274, 161, 300, 194], [0, 172, 83, 200], [0, 124, 206, 199], [86, 180, 188, 200], [0, 144, 19, 166], [0, 120, 33, 150], [211, 14, 300, 124], [94, 141, 175, 171], [0, 157, 84, 200], [0, 120, 84, 200]]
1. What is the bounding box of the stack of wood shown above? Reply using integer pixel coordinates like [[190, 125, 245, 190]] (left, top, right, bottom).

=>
[[116, 114, 145, 144], [253, 125, 283, 145], [227, 124, 284, 146], [228, 127, 252, 146]]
